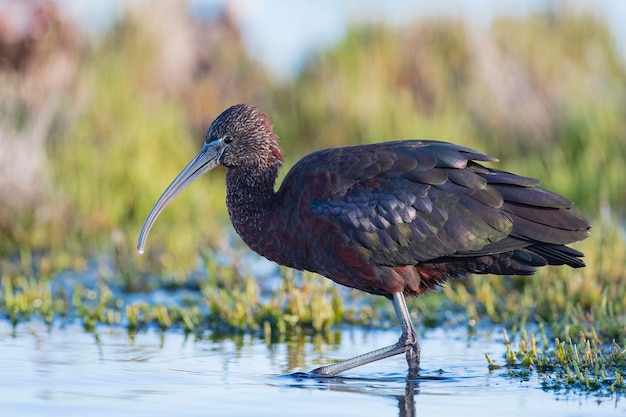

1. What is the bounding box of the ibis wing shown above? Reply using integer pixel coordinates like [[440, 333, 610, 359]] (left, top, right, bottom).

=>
[[281, 140, 516, 266]]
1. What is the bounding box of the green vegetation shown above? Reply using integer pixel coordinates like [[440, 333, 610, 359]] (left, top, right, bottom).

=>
[[0, 3, 625, 394], [486, 328, 626, 397]]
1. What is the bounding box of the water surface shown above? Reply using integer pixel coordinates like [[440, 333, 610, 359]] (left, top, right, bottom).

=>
[[1, 322, 621, 416]]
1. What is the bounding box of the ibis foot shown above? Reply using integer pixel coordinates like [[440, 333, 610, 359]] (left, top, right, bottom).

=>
[[310, 292, 420, 376]]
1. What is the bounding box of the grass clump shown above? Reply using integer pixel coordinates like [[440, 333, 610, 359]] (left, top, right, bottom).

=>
[[489, 328, 626, 397], [2, 274, 67, 327]]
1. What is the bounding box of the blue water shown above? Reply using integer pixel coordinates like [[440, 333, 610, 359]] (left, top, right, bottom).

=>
[[1, 321, 621, 416]]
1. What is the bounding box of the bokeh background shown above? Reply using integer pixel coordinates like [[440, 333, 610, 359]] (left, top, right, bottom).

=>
[[0, 0, 624, 336]]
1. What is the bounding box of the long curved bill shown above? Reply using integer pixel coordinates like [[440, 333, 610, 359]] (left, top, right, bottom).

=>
[[137, 140, 227, 254]]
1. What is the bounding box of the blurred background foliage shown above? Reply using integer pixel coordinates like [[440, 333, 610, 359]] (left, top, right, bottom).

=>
[[0, 1, 624, 335]]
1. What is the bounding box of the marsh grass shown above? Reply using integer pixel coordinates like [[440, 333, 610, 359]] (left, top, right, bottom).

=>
[[486, 328, 626, 397]]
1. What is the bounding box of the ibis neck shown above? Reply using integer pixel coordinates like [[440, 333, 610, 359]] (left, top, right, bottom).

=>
[[225, 162, 281, 229]]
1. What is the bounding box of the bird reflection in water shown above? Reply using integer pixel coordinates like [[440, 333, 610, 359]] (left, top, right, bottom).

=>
[[284, 371, 421, 417]]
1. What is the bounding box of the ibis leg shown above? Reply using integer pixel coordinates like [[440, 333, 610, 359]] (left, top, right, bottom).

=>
[[310, 292, 420, 376]]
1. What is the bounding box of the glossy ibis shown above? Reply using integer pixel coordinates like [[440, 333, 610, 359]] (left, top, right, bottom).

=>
[[138, 104, 590, 376]]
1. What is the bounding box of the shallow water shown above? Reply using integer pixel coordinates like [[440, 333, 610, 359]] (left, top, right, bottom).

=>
[[1, 321, 621, 417]]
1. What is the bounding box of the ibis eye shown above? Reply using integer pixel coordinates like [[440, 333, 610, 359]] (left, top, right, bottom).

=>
[[223, 135, 234, 144]]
